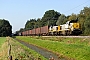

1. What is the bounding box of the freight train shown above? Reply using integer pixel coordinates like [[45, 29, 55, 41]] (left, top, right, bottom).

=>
[[19, 20, 82, 36]]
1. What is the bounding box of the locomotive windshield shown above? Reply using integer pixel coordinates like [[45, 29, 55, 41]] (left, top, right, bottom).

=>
[[69, 20, 78, 23], [69, 18, 78, 23]]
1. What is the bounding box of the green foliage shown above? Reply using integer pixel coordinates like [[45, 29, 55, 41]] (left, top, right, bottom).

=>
[[0, 37, 6, 48], [19, 28, 24, 32], [78, 7, 90, 35], [56, 14, 67, 25], [0, 19, 12, 37], [25, 19, 37, 30], [84, 15, 90, 35], [78, 14, 85, 34], [41, 10, 60, 26], [68, 13, 77, 20], [35, 18, 42, 28]]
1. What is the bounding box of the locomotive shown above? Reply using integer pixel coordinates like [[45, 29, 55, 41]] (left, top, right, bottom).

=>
[[19, 20, 82, 36], [49, 20, 82, 35]]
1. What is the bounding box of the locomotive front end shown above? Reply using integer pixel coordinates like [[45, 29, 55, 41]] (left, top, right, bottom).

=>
[[71, 23, 82, 35]]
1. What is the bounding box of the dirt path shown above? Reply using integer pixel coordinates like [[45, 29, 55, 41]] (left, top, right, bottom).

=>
[[14, 38, 66, 60]]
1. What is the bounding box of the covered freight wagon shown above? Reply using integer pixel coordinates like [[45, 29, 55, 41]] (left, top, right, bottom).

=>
[[22, 31, 26, 36], [36, 28, 41, 35], [31, 29, 36, 35], [28, 30, 32, 35], [26, 30, 29, 36], [40, 26, 49, 35]]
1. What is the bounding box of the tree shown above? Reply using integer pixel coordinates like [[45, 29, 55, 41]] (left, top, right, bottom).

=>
[[84, 15, 90, 35], [0, 19, 12, 37], [41, 10, 60, 26], [68, 13, 77, 20], [56, 14, 66, 25], [25, 19, 36, 30], [78, 7, 90, 34], [19, 28, 24, 32], [35, 18, 42, 28]]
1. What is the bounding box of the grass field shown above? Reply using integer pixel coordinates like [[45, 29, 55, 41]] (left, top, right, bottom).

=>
[[16, 36, 90, 60], [0, 37, 6, 47], [0, 37, 47, 60], [0, 37, 6, 51], [0, 37, 7, 60], [10, 38, 47, 60]]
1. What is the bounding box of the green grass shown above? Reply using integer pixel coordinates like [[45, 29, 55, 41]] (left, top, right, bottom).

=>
[[16, 36, 90, 60], [0, 37, 8, 60], [11, 37, 47, 60], [0, 37, 6, 48]]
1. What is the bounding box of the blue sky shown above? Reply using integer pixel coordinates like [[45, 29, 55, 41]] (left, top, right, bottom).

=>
[[0, 0, 90, 32]]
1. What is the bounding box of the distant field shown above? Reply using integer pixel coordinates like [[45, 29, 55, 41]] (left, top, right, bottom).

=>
[[16, 36, 90, 60]]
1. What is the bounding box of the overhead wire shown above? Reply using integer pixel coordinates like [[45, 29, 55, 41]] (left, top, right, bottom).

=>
[[64, 0, 90, 15]]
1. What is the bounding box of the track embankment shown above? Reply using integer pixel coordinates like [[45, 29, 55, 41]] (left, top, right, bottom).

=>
[[14, 38, 66, 60]]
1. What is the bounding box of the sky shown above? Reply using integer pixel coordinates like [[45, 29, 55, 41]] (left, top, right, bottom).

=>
[[0, 0, 90, 33]]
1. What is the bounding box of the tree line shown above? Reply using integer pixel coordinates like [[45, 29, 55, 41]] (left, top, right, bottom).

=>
[[18, 7, 90, 35], [0, 19, 12, 37]]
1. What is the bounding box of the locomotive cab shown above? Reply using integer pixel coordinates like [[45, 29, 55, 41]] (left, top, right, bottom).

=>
[[69, 20, 82, 35]]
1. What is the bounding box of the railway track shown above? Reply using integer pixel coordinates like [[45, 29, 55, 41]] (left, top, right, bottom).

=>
[[42, 36, 90, 38]]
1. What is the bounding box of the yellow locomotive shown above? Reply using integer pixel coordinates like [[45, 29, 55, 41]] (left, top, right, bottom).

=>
[[49, 20, 82, 35]]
